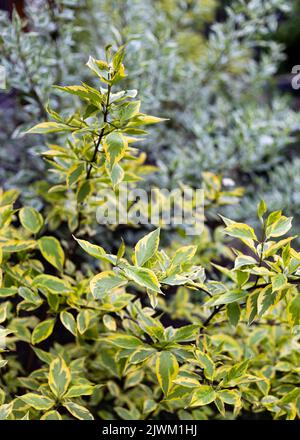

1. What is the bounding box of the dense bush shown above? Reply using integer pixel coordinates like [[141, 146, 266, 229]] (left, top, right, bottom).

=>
[[1, 0, 300, 227], [0, 46, 300, 421]]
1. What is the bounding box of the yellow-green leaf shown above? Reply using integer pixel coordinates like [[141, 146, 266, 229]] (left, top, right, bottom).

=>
[[48, 357, 71, 398], [224, 222, 257, 241], [31, 319, 55, 345], [73, 237, 106, 259], [0, 287, 18, 298], [90, 271, 127, 299], [135, 228, 160, 266], [271, 273, 288, 292], [63, 401, 94, 420], [19, 207, 43, 234], [122, 265, 162, 293], [60, 311, 77, 336], [38, 236, 65, 271], [288, 293, 300, 326], [103, 314, 117, 331], [171, 245, 197, 267], [195, 350, 215, 380], [104, 132, 127, 168], [20, 393, 55, 411], [64, 384, 95, 399], [40, 410, 62, 420], [33, 274, 71, 294], [266, 215, 292, 238], [77, 310, 91, 334], [190, 385, 216, 407], [26, 122, 73, 134], [67, 162, 85, 188], [103, 333, 144, 349], [218, 389, 241, 406], [155, 351, 179, 396]]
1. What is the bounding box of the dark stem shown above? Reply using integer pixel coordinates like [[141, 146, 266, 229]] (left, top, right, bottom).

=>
[[73, 79, 112, 235], [86, 81, 111, 180], [200, 305, 225, 332]]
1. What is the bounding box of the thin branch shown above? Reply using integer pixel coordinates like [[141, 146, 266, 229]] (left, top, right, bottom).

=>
[[200, 305, 225, 332], [86, 79, 111, 180]]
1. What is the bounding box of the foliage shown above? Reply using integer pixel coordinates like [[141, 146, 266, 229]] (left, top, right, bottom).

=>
[[0, 48, 300, 421], [2, 0, 300, 228]]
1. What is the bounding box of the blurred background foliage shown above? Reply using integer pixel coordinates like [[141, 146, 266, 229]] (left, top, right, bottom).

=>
[[0, 0, 300, 236]]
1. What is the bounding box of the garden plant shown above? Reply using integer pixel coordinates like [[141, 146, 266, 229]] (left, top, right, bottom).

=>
[[0, 44, 299, 421]]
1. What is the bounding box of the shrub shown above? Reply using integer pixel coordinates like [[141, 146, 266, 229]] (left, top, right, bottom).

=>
[[1, 0, 300, 231], [0, 48, 299, 421]]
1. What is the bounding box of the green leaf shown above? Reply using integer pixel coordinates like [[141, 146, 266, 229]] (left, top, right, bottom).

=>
[[172, 324, 199, 342], [33, 274, 71, 294], [206, 290, 248, 307], [67, 162, 85, 188], [31, 319, 55, 345], [40, 410, 62, 420], [90, 271, 127, 299], [19, 207, 43, 234], [20, 393, 55, 411], [257, 199, 267, 223], [218, 389, 241, 406], [77, 310, 91, 334], [63, 401, 94, 420], [120, 101, 141, 123], [124, 369, 144, 389], [194, 350, 215, 381], [38, 236, 65, 271], [114, 407, 137, 420], [155, 351, 179, 397], [266, 215, 292, 238], [76, 180, 92, 203], [190, 386, 216, 407], [173, 375, 200, 388], [280, 387, 300, 405], [64, 384, 95, 399], [288, 293, 300, 326], [104, 132, 128, 168], [130, 114, 167, 125], [226, 302, 241, 327], [122, 265, 162, 293], [73, 237, 106, 259], [171, 245, 197, 267], [234, 255, 257, 269], [32, 347, 54, 365], [224, 222, 257, 241], [103, 314, 117, 331], [116, 238, 126, 262], [271, 273, 288, 292], [224, 360, 249, 385], [48, 357, 71, 399], [1, 239, 36, 253], [257, 286, 276, 317], [60, 311, 77, 336], [18, 287, 41, 305], [128, 348, 156, 364], [54, 85, 102, 107], [109, 163, 124, 188], [103, 333, 144, 349], [143, 399, 157, 414], [134, 228, 160, 266], [0, 287, 18, 298], [0, 403, 13, 420], [26, 122, 73, 134], [86, 56, 109, 81]]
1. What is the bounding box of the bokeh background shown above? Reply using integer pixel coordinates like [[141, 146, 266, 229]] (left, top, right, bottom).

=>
[[0, 0, 300, 237]]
